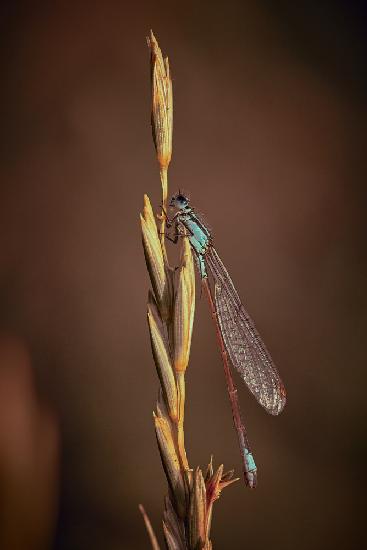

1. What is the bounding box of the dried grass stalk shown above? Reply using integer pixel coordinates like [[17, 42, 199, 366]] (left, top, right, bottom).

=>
[[140, 32, 238, 550]]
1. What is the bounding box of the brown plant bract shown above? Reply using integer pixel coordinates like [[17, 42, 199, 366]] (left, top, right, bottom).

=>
[[140, 32, 238, 550]]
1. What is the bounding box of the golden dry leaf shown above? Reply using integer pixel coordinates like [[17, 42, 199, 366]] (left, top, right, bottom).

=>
[[154, 414, 186, 518], [162, 521, 179, 550], [141, 194, 171, 320], [173, 241, 195, 374], [163, 495, 186, 550], [147, 294, 177, 421], [189, 468, 207, 549], [183, 238, 195, 354]]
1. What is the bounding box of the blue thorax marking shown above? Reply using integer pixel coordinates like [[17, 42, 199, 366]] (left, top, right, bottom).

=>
[[177, 208, 211, 251], [169, 194, 212, 279], [174, 207, 211, 279]]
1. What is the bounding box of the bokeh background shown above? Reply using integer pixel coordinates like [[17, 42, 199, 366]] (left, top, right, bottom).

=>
[[1, 1, 366, 548]]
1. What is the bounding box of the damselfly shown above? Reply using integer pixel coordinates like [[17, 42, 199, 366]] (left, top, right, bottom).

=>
[[165, 192, 286, 488]]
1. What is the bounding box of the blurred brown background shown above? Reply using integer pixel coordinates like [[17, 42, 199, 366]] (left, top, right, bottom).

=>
[[0, 1, 366, 549]]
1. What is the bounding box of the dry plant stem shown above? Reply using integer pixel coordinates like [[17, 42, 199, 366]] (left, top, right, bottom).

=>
[[202, 278, 256, 488], [176, 371, 188, 472], [141, 31, 239, 550], [148, 30, 172, 266], [160, 166, 168, 263], [139, 505, 161, 550]]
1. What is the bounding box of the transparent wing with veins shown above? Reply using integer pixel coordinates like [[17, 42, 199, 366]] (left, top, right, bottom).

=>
[[205, 247, 286, 415]]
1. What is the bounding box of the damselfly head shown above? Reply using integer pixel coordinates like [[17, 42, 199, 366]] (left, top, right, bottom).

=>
[[170, 192, 189, 210]]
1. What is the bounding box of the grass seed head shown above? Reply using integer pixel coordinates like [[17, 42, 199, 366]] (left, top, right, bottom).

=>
[[141, 32, 238, 550], [147, 30, 173, 170]]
